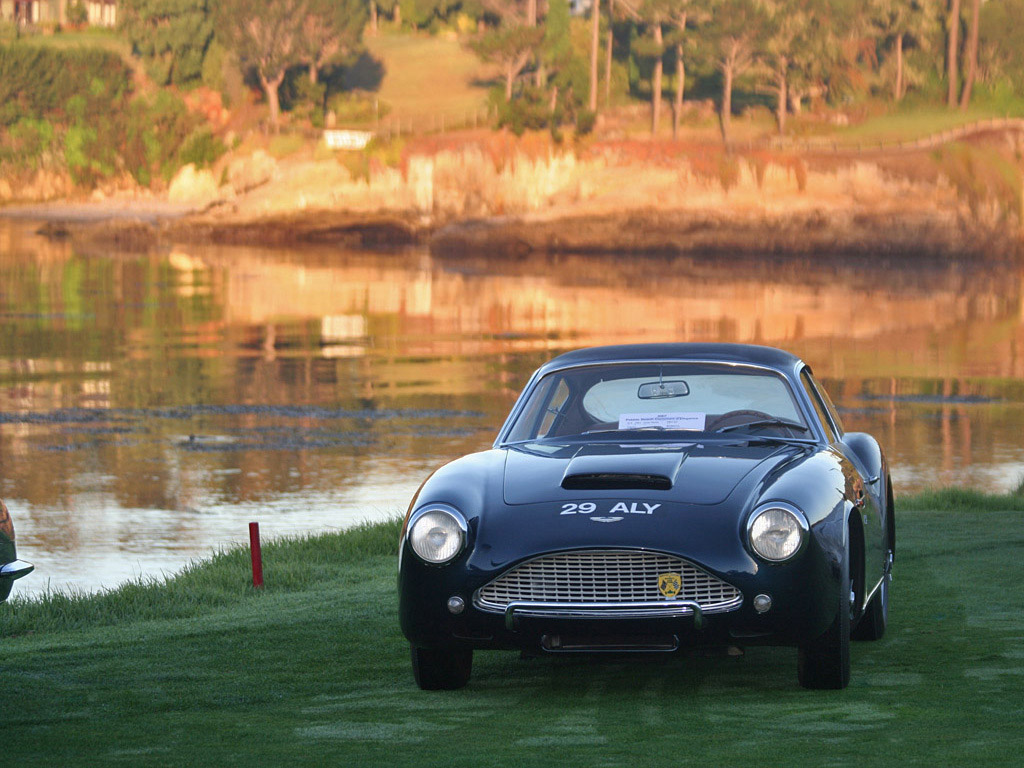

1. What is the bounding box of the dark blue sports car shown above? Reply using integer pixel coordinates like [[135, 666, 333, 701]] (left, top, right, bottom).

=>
[[399, 344, 894, 690], [1, 498, 33, 603]]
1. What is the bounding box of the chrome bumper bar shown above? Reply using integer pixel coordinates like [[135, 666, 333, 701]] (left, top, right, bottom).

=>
[[504, 600, 706, 631], [0, 559, 34, 581]]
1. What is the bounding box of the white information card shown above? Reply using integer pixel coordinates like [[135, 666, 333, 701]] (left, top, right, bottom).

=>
[[618, 412, 707, 430]]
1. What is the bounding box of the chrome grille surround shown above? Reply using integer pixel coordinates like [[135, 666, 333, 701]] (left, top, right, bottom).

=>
[[474, 549, 743, 615]]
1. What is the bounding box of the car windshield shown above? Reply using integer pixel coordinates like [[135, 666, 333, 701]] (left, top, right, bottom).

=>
[[504, 362, 810, 442]]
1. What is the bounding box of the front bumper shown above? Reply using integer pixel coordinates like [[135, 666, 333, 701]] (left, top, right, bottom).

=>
[[0, 559, 34, 601], [1, 560, 34, 581], [400, 543, 839, 652], [503, 599, 709, 631]]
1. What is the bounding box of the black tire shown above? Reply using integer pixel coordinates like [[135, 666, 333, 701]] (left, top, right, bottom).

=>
[[853, 491, 893, 642], [410, 645, 473, 690], [852, 567, 889, 641], [798, 543, 851, 690]]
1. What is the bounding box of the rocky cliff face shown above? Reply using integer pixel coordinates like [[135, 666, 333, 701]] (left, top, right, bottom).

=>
[[196, 139, 1021, 259], [10, 133, 1023, 260], [0, 169, 74, 203]]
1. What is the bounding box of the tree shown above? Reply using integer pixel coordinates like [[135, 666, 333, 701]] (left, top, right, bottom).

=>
[[395, 0, 462, 29], [946, 0, 961, 106], [605, 0, 616, 106], [706, 0, 767, 145], [871, 0, 938, 103], [662, 1, 703, 139], [479, 0, 539, 26], [367, 0, 398, 35], [635, 1, 669, 135], [603, 0, 640, 108], [542, 0, 573, 108], [217, 0, 309, 128], [978, 0, 1024, 93], [300, 0, 368, 84], [470, 25, 545, 100], [776, 0, 838, 120], [120, 0, 214, 86], [958, 0, 980, 109], [813, 0, 876, 107], [762, 0, 807, 134], [589, 0, 601, 111]]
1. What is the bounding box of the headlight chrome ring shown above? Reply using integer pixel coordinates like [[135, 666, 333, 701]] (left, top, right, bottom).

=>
[[747, 502, 809, 562], [407, 504, 468, 565]]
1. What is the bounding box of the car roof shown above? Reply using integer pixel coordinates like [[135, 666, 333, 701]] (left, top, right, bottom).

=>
[[537, 343, 804, 376]]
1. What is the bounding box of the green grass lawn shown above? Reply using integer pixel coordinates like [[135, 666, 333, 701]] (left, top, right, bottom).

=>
[[2, 492, 1023, 766], [832, 105, 1017, 144], [362, 30, 491, 127], [0, 26, 131, 58]]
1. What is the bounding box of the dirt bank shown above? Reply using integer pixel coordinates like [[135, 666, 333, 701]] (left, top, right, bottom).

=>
[[14, 197, 1021, 262], [5, 134, 1022, 260], [429, 208, 1021, 260]]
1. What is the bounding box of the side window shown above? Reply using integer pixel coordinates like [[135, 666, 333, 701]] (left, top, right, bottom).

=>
[[508, 376, 555, 441], [800, 370, 838, 443], [537, 379, 570, 438], [815, 378, 846, 435]]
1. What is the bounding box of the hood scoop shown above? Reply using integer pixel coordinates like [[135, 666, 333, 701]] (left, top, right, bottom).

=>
[[560, 452, 684, 491], [562, 472, 672, 491]]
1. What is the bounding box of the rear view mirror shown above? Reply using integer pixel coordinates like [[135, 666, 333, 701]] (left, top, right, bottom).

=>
[[638, 380, 689, 399]]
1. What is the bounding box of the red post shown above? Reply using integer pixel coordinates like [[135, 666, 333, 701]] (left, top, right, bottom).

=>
[[249, 522, 264, 589]]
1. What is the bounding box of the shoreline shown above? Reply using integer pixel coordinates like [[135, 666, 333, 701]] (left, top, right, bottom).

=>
[[5, 201, 1020, 262], [428, 208, 1021, 261], [3, 135, 1022, 261]]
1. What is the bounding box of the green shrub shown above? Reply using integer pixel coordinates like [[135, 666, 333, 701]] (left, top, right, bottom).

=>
[[66, 2, 88, 26], [575, 108, 597, 137], [327, 91, 387, 126], [339, 150, 370, 182], [200, 39, 228, 98], [0, 117, 56, 170], [120, 0, 213, 86], [124, 90, 201, 185], [0, 45, 131, 184], [364, 135, 404, 169], [286, 76, 327, 128], [0, 44, 225, 189], [497, 86, 552, 136], [933, 142, 1022, 222], [0, 45, 131, 127], [64, 123, 102, 184], [177, 128, 225, 169]]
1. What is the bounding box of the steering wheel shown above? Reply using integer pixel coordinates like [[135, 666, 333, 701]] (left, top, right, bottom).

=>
[[707, 409, 775, 431]]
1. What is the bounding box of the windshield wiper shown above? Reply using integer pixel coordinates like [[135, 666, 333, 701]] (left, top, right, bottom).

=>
[[715, 418, 810, 434]]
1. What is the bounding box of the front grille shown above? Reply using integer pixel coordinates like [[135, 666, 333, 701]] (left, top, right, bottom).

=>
[[475, 550, 742, 612]]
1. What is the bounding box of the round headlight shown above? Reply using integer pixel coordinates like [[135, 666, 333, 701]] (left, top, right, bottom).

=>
[[748, 503, 808, 562], [408, 506, 466, 564]]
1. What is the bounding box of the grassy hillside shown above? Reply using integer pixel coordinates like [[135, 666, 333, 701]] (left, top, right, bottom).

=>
[[361, 31, 491, 128], [0, 26, 132, 59], [1, 494, 1023, 766]]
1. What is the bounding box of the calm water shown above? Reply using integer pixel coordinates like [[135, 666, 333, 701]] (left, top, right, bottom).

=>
[[2, 217, 1023, 596]]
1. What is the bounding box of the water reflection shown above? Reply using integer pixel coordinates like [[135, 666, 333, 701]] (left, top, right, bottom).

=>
[[2, 217, 1023, 594]]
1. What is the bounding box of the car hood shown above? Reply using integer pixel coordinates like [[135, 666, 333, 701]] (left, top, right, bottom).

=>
[[503, 440, 807, 506]]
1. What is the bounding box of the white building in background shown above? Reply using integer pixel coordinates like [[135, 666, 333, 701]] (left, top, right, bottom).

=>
[[85, 0, 114, 26], [0, 0, 116, 27]]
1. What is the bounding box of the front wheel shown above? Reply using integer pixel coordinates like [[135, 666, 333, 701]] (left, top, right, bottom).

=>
[[798, 546, 851, 690], [410, 645, 473, 690], [852, 560, 890, 641]]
